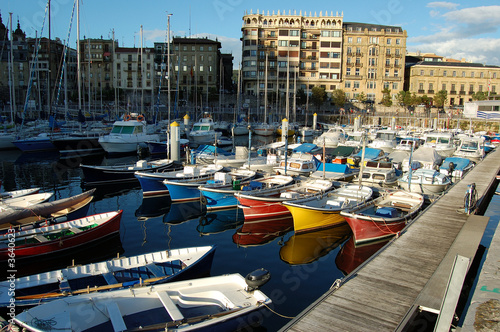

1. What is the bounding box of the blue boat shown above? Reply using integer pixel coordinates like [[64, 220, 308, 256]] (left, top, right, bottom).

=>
[[165, 169, 256, 203], [146, 139, 189, 156], [135, 164, 224, 197], [13, 133, 58, 153], [199, 174, 294, 211]]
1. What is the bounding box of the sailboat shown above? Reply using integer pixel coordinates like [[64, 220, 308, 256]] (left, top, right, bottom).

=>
[[253, 54, 274, 136]]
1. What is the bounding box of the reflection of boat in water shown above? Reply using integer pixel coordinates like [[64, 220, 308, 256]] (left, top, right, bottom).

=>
[[335, 236, 389, 276], [279, 223, 351, 265], [164, 201, 206, 225], [233, 215, 294, 247], [135, 196, 172, 220], [196, 208, 244, 235]]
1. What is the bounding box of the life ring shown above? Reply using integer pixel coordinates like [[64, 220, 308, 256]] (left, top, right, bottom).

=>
[[137, 115, 145, 122], [124, 114, 131, 121], [200, 195, 208, 205]]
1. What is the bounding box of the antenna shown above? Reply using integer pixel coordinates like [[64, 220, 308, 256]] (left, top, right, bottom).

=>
[[189, 5, 191, 37]]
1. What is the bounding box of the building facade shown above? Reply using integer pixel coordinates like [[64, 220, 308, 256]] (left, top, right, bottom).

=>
[[241, 10, 407, 111], [113, 46, 155, 112], [405, 60, 500, 106], [342, 22, 406, 102]]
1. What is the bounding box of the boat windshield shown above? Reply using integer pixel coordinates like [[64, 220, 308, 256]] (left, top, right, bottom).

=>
[[426, 136, 449, 144], [376, 132, 395, 140], [461, 141, 478, 149], [111, 126, 136, 134], [193, 125, 211, 131], [347, 135, 361, 142]]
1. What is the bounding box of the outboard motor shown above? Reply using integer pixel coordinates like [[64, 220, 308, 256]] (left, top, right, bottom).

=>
[[448, 162, 455, 176], [353, 156, 361, 167], [245, 268, 271, 292]]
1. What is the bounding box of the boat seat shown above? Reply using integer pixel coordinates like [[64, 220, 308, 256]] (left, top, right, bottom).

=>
[[70, 227, 82, 234], [392, 202, 412, 210], [145, 263, 166, 278], [156, 291, 184, 321], [105, 302, 127, 332], [34, 235, 49, 242], [102, 272, 118, 285]]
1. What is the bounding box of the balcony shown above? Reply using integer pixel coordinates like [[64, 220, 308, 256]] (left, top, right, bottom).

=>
[[427, 90, 434, 94], [345, 75, 363, 80], [450, 90, 457, 95], [346, 62, 354, 67], [459, 90, 466, 95], [418, 89, 425, 94], [355, 63, 363, 67], [469, 91, 475, 95], [385, 63, 393, 68], [355, 52, 363, 57]]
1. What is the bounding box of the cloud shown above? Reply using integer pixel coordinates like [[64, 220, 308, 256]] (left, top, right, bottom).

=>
[[443, 6, 500, 25], [427, 2, 459, 10], [429, 10, 441, 17]]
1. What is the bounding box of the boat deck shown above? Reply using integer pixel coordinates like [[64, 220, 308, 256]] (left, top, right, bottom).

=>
[[280, 148, 500, 331]]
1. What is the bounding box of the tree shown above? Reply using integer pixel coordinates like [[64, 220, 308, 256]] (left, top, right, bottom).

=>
[[358, 92, 367, 103], [433, 90, 448, 109], [396, 91, 412, 112], [381, 88, 392, 107], [296, 88, 307, 106], [331, 89, 346, 108], [311, 86, 327, 111], [472, 91, 488, 101]]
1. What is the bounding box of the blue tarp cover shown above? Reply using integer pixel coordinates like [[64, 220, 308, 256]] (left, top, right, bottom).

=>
[[440, 157, 471, 171], [292, 143, 318, 153], [376, 207, 398, 218], [316, 163, 352, 174], [353, 148, 383, 160]]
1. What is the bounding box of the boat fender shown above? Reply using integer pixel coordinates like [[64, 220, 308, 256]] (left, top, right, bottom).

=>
[[245, 268, 271, 291]]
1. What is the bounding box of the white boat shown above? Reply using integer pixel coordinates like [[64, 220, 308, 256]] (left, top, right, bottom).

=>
[[0, 246, 216, 308], [422, 132, 456, 158], [273, 153, 320, 176], [98, 115, 160, 154], [313, 127, 346, 148], [339, 131, 366, 148], [188, 117, 221, 144], [402, 146, 443, 172], [397, 168, 451, 195], [13, 271, 272, 332], [0, 187, 40, 200], [395, 138, 422, 152], [358, 160, 402, 187], [0, 132, 16, 150], [368, 129, 397, 153], [253, 123, 275, 136], [0, 192, 53, 210], [231, 122, 250, 136], [453, 137, 485, 163]]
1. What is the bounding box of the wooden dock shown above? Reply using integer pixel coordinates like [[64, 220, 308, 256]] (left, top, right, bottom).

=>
[[281, 148, 500, 332]]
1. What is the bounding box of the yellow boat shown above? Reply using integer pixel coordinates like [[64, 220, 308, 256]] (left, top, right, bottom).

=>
[[282, 184, 373, 234], [275, 128, 296, 137], [279, 223, 351, 265]]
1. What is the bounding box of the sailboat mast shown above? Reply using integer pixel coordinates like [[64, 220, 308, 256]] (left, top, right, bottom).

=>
[[140, 25, 144, 115], [48, 0, 51, 116], [8, 12, 15, 121], [264, 53, 268, 124], [285, 53, 289, 120], [167, 13, 172, 126], [77, 0, 81, 112]]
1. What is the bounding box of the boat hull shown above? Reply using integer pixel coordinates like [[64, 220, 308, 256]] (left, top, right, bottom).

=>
[[165, 181, 203, 203], [81, 162, 173, 185], [51, 136, 103, 156], [200, 188, 239, 211], [237, 195, 289, 220], [285, 204, 347, 233], [0, 211, 122, 261], [13, 138, 57, 152]]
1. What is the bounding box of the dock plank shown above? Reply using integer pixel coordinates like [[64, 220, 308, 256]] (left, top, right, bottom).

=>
[[282, 148, 500, 332]]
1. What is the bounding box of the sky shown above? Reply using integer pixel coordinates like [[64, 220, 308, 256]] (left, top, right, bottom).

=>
[[2, 0, 500, 67]]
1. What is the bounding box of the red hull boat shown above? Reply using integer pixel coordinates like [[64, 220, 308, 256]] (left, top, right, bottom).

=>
[[0, 210, 122, 261]]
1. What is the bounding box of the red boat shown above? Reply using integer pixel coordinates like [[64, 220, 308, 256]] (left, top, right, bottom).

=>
[[340, 190, 424, 244], [0, 210, 122, 262], [235, 178, 333, 220]]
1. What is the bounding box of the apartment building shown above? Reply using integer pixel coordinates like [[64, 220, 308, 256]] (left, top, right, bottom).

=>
[[405, 59, 500, 106], [241, 10, 407, 110], [242, 10, 343, 110], [79, 38, 115, 107], [154, 37, 228, 104], [342, 22, 407, 102], [113, 47, 155, 111]]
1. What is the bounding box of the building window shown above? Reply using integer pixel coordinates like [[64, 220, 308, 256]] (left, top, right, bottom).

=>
[[429, 83, 433, 91], [278, 40, 288, 47], [471, 72, 474, 78], [384, 82, 390, 89], [394, 70, 399, 77], [442, 83, 446, 91], [345, 81, 351, 88], [479, 85, 483, 92], [430, 70, 434, 76], [480, 72, 484, 78], [396, 39, 400, 45], [494, 73, 497, 79], [385, 69, 390, 77], [354, 81, 360, 89], [387, 38, 391, 45], [452, 71, 456, 77], [462, 71, 466, 77], [420, 70, 424, 76], [392, 82, 398, 90], [290, 30, 299, 36], [357, 37, 361, 44], [469, 84, 474, 91], [419, 83, 424, 90], [346, 68, 351, 76], [355, 68, 360, 76], [460, 84, 465, 92], [443, 70, 447, 77], [348, 37, 352, 43]]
